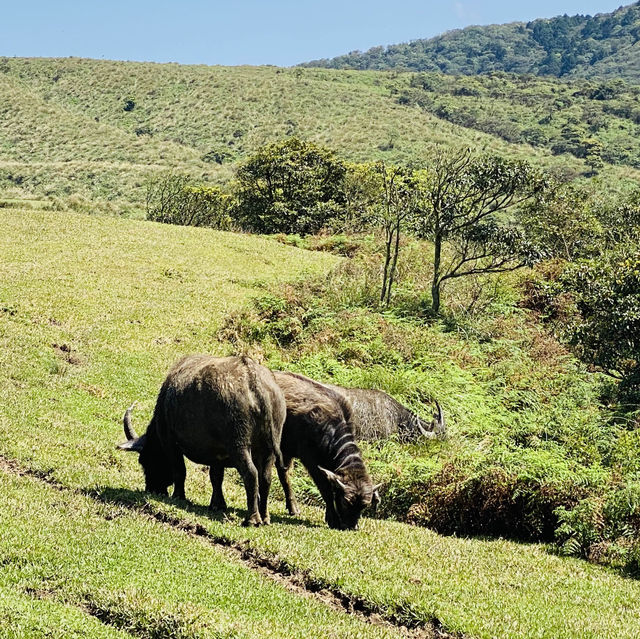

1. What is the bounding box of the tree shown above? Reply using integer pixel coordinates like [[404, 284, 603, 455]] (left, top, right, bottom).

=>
[[597, 189, 640, 249], [413, 149, 548, 313], [583, 137, 604, 174], [561, 249, 640, 404], [518, 183, 602, 261], [342, 162, 415, 305], [372, 163, 415, 305], [234, 138, 346, 235], [146, 172, 189, 222]]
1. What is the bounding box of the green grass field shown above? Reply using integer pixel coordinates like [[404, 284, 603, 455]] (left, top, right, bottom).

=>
[[1, 207, 639, 638]]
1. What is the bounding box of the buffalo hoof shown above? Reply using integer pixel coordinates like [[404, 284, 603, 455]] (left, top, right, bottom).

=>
[[208, 502, 227, 512], [260, 515, 271, 526], [287, 505, 300, 517], [242, 514, 262, 527]]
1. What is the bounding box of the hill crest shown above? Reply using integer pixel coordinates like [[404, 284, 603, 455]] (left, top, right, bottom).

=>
[[300, 2, 640, 81]]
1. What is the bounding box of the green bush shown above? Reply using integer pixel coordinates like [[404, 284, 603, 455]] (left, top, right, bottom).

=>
[[234, 138, 346, 235], [146, 173, 233, 230], [555, 482, 640, 575]]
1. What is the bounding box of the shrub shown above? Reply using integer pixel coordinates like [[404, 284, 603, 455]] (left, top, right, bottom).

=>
[[555, 482, 640, 574], [146, 173, 233, 230], [561, 250, 640, 403], [378, 455, 589, 541]]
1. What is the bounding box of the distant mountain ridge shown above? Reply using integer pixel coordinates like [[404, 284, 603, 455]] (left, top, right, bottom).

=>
[[301, 2, 640, 81]]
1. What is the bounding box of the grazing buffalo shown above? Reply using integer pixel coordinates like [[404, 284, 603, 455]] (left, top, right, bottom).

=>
[[272, 371, 379, 530], [117, 354, 286, 527], [323, 383, 446, 443], [207, 370, 379, 530]]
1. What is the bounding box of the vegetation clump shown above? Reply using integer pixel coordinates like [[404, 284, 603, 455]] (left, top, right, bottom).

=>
[[146, 173, 233, 230], [234, 138, 347, 235], [149, 140, 551, 314]]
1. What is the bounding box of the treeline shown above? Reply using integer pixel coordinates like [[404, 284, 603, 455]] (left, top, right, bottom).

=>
[[147, 138, 547, 312], [301, 2, 640, 82]]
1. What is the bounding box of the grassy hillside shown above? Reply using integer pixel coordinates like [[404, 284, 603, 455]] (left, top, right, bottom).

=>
[[1, 207, 640, 638], [302, 2, 640, 81], [392, 72, 640, 170], [2, 57, 639, 214]]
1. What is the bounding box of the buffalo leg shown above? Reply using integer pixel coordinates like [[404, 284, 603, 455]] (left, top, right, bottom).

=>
[[235, 449, 262, 526], [277, 457, 300, 516], [208, 464, 227, 511], [169, 449, 187, 501], [309, 466, 340, 529], [257, 452, 275, 525]]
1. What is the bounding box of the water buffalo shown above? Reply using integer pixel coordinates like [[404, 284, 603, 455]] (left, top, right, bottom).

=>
[[117, 354, 286, 527], [323, 383, 446, 443], [207, 370, 379, 530], [272, 371, 379, 530]]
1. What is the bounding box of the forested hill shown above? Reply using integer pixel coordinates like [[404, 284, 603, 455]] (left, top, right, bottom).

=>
[[301, 1, 640, 81]]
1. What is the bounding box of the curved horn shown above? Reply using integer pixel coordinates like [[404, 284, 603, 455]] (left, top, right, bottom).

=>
[[415, 415, 432, 438], [318, 466, 347, 491], [434, 400, 446, 437], [123, 402, 138, 440]]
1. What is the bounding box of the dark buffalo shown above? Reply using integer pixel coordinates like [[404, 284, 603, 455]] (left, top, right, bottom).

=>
[[272, 371, 379, 530], [323, 383, 446, 442], [117, 354, 286, 527], [208, 370, 379, 530]]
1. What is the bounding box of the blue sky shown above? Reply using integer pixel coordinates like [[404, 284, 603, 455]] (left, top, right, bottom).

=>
[[0, 1, 630, 66]]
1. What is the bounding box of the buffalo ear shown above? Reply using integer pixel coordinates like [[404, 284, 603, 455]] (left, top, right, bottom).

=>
[[117, 435, 145, 453], [318, 466, 347, 491]]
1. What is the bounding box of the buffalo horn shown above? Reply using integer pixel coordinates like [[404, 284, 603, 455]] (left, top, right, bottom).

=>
[[415, 417, 432, 438], [123, 402, 138, 440], [434, 400, 446, 437]]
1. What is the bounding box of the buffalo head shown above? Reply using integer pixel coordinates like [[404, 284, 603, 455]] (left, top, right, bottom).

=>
[[117, 403, 173, 495], [318, 466, 381, 530]]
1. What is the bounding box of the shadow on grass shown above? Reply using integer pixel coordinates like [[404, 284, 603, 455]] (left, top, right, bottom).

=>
[[85, 485, 322, 529]]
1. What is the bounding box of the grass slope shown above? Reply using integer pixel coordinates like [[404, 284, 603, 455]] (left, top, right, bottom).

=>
[[1, 471, 400, 639], [1, 208, 639, 638], [2, 58, 639, 211]]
